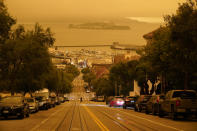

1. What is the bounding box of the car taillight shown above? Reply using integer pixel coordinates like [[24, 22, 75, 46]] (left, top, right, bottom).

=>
[[156, 99, 159, 103], [176, 100, 181, 106]]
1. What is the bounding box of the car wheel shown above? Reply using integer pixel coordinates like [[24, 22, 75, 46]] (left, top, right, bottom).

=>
[[183, 114, 189, 120], [26, 112, 29, 117], [171, 106, 177, 120], [4, 115, 8, 119], [134, 105, 137, 111], [158, 105, 164, 117], [158, 112, 163, 117], [145, 108, 149, 114], [152, 105, 156, 115], [18, 113, 25, 119], [139, 106, 142, 112], [45, 105, 48, 110]]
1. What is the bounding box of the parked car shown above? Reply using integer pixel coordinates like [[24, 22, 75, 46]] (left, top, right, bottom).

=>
[[59, 97, 64, 103], [86, 90, 90, 93], [35, 96, 48, 110], [0, 96, 30, 119], [26, 97, 39, 113], [90, 97, 97, 102], [64, 97, 69, 102], [109, 96, 124, 107], [134, 95, 152, 112], [46, 97, 52, 108], [105, 96, 114, 105], [55, 97, 61, 105], [123, 96, 137, 109], [158, 90, 197, 120], [50, 97, 56, 107], [145, 95, 165, 115], [96, 96, 105, 102]]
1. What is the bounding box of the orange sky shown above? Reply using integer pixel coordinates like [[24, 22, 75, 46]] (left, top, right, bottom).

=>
[[5, 0, 186, 22]]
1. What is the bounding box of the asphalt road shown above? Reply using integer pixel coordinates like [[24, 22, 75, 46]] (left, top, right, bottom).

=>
[[0, 101, 197, 131], [1, 73, 197, 131]]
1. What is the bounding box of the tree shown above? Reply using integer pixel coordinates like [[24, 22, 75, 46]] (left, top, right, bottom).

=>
[[64, 64, 80, 79], [165, 0, 197, 89], [56, 70, 73, 95], [0, 24, 55, 95], [45, 69, 60, 93], [139, 27, 172, 94], [0, 2, 57, 95], [92, 77, 113, 96], [81, 67, 90, 74], [109, 61, 138, 96], [46, 68, 74, 96], [32, 23, 55, 47], [138, 0, 197, 92], [45, 65, 79, 96], [0, 0, 16, 43], [82, 72, 96, 89]]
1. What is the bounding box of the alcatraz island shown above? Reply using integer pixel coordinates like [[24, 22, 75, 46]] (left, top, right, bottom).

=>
[[68, 22, 130, 30]]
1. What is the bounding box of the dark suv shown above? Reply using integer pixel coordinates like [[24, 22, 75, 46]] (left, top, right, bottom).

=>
[[0, 96, 30, 119], [123, 96, 137, 109], [134, 95, 152, 112], [145, 95, 165, 115]]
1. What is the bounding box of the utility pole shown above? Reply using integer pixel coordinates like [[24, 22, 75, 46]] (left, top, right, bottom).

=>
[[119, 84, 122, 96], [115, 81, 117, 96]]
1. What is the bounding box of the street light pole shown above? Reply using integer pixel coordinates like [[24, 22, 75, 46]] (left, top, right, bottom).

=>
[[115, 81, 117, 96]]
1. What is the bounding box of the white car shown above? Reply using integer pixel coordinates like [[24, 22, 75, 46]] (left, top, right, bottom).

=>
[[86, 90, 90, 93]]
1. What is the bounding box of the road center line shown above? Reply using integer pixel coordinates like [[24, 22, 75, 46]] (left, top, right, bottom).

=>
[[83, 105, 109, 131]]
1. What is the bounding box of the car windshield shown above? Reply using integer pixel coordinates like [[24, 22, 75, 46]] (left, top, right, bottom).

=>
[[98, 96, 104, 98], [51, 97, 56, 100], [127, 97, 135, 100], [0, 97, 22, 104], [26, 98, 34, 103], [115, 98, 124, 101], [159, 95, 165, 99], [35, 96, 46, 102], [115, 96, 124, 99], [173, 91, 196, 98]]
